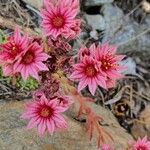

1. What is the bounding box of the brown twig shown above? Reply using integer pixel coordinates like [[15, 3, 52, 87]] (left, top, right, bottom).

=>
[[0, 15, 39, 37]]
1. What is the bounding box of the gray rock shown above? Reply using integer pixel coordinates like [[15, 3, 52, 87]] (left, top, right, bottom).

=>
[[106, 22, 138, 49], [23, 0, 43, 10], [85, 14, 106, 30], [120, 57, 137, 76], [107, 22, 150, 53], [145, 15, 150, 27], [0, 101, 133, 150], [101, 4, 124, 38], [84, 0, 114, 6], [101, 4, 150, 53], [90, 30, 99, 40]]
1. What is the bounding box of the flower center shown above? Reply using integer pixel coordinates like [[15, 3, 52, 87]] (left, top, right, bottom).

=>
[[52, 15, 64, 28], [11, 46, 18, 55], [40, 106, 53, 118], [10, 42, 20, 56], [137, 146, 147, 150], [101, 56, 116, 71], [85, 65, 97, 77], [22, 51, 34, 64]]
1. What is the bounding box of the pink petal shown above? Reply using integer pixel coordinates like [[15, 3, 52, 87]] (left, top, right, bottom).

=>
[[27, 117, 41, 129], [70, 71, 84, 80], [54, 115, 67, 128], [88, 78, 97, 96], [36, 53, 49, 61], [14, 27, 21, 44], [35, 62, 49, 71], [114, 55, 125, 61], [21, 66, 29, 80], [47, 119, 55, 134], [38, 119, 46, 135], [77, 78, 88, 92], [107, 70, 124, 79], [21, 111, 37, 119], [3, 64, 13, 76], [96, 75, 107, 89], [28, 65, 39, 80]]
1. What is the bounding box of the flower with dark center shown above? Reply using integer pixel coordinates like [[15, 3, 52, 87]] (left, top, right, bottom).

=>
[[41, 0, 80, 39], [0, 27, 28, 63], [70, 56, 106, 95], [0, 27, 28, 76], [14, 42, 49, 80], [21, 93, 68, 135]]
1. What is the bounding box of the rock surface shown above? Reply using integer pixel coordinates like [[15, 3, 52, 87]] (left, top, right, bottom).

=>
[[85, 14, 106, 31], [131, 106, 150, 139], [101, 4, 125, 42], [66, 101, 134, 149], [0, 100, 134, 150], [23, 0, 43, 10], [101, 4, 150, 53], [84, 0, 114, 6], [90, 30, 99, 40]]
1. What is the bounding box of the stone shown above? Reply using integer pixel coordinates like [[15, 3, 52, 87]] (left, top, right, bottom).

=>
[[109, 22, 150, 53], [90, 30, 99, 40], [23, 0, 43, 10], [66, 101, 134, 149], [85, 14, 106, 31], [101, 4, 150, 53], [101, 4, 124, 39], [0, 100, 133, 150], [131, 105, 150, 139], [84, 0, 114, 6]]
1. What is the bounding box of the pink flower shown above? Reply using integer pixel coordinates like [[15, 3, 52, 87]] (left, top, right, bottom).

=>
[[101, 144, 113, 150], [133, 136, 150, 150], [91, 43, 126, 79], [70, 56, 106, 95], [0, 27, 29, 77], [0, 27, 28, 63], [41, 0, 80, 39], [21, 93, 68, 135], [13, 42, 49, 80]]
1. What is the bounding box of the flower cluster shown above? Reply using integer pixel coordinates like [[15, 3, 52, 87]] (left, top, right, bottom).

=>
[[70, 43, 126, 95], [41, 0, 81, 40], [0, 28, 49, 80]]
